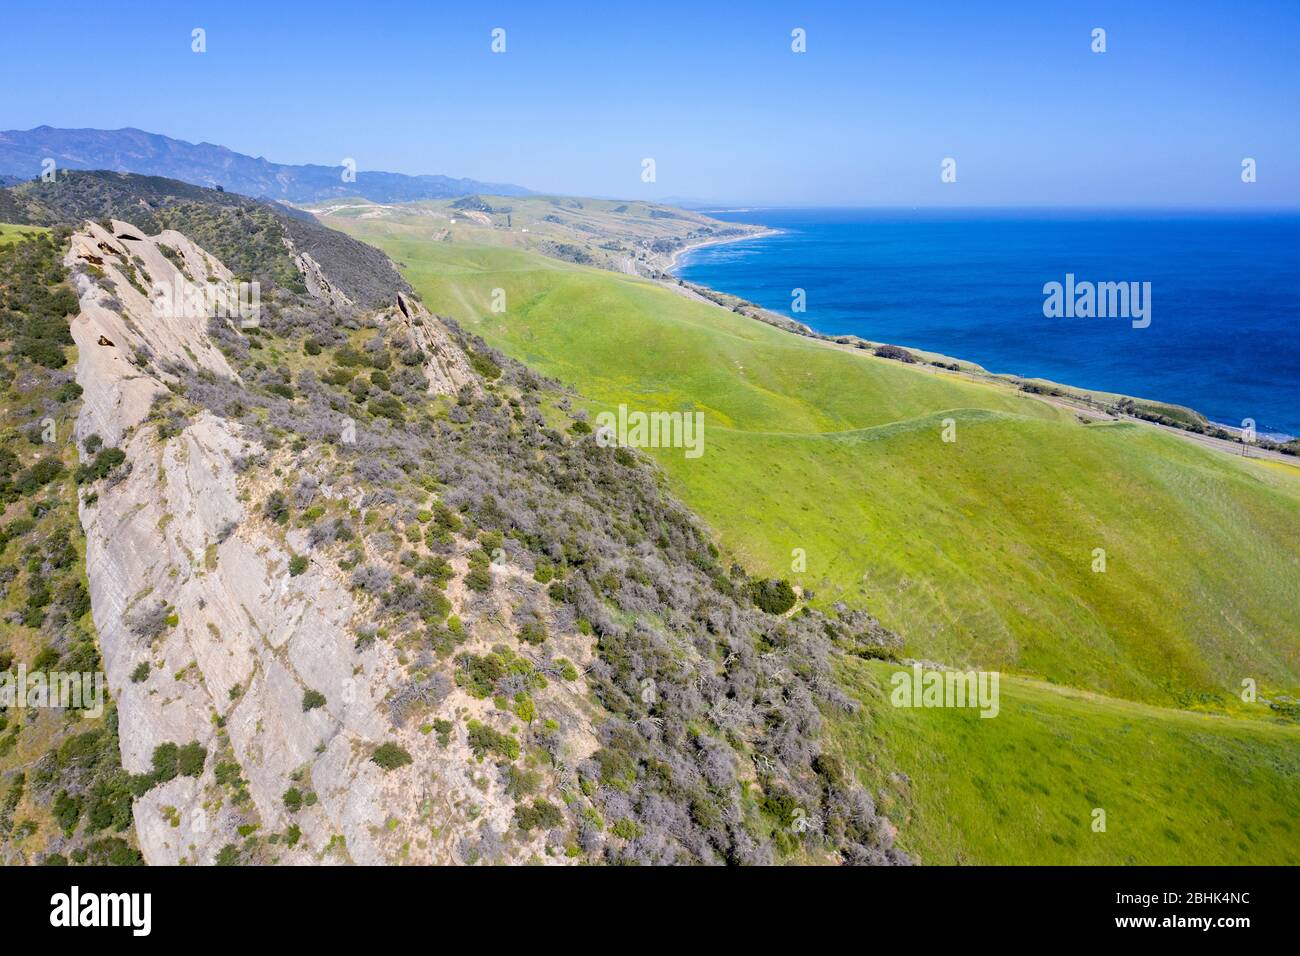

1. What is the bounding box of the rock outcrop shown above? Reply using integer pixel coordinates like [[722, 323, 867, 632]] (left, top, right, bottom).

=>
[[282, 236, 354, 310], [384, 292, 480, 398], [65, 222, 582, 864]]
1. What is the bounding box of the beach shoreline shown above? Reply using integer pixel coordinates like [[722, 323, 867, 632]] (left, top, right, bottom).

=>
[[664, 227, 782, 272]]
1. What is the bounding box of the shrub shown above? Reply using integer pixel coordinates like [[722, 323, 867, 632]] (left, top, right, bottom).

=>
[[873, 344, 917, 363], [74, 447, 125, 484], [514, 798, 563, 832], [518, 620, 547, 645], [371, 742, 413, 771], [216, 844, 240, 866], [177, 742, 207, 777], [468, 351, 501, 380], [751, 578, 797, 615], [288, 554, 308, 576], [31, 645, 60, 671], [367, 395, 405, 423], [466, 720, 519, 761], [128, 601, 173, 641], [612, 817, 643, 840], [150, 743, 179, 783], [14, 457, 64, 495], [130, 661, 150, 683], [263, 490, 289, 524], [302, 689, 326, 711], [283, 787, 303, 812]]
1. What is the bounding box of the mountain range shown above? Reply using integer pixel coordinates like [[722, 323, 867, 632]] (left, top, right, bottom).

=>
[[0, 126, 531, 203]]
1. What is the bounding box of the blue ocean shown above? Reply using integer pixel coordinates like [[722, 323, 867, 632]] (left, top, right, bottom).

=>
[[677, 209, 1300, 437]]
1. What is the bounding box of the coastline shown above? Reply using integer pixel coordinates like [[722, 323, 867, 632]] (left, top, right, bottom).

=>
[[664, 227, 782, 272], [661, 225, 1299, 457]]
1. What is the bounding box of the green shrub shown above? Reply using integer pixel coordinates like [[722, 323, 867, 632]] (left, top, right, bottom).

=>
[[466, 720, 519, 761], [367, 395, 405, 423], [150, 743, 179, 783], [74, 447, 125, 484], [216, 844, 241, 866], [514, 798, 563, 832], [302, 688, 326, 711], [177, 742, 207, 777], [751, 578, 797, 615], [263, 490, 289, 524], [518, 620, 547, 645], [371, 742, 413, 771], [468, 351, 501, 380], [464, 565, 492, 592], [612, 817, 643, 840]]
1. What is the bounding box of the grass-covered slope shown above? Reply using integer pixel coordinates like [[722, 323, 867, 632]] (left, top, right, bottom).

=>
[[334, 225, 1300, 708], [828, 658, 1300, 865], [0, 223, 47, 244]]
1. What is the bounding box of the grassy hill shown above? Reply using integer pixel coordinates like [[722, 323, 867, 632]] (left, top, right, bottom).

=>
[[308, 194, 765, 277], [829, 658, 1300, 864], [329, 210, 1300, 863], [333, 221, 1300, 707]]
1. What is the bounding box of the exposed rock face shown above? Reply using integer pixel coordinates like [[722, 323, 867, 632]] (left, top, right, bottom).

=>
[[65, 222, 580, 864], [384, 292, 480, 398], [283, 236, 354, 310], [66, 220, 237, 444]]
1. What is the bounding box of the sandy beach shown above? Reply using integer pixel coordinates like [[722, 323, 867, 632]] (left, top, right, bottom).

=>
[[663, 227, 781, 272]]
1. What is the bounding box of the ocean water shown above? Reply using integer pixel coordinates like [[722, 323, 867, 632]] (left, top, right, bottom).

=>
[[677, 209, 1300, 437]]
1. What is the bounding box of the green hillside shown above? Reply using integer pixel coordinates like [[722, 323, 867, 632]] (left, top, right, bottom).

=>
[[829, 658, 1300, 864], [0, 223, 47, 244], [338, 223, 1300, 707]]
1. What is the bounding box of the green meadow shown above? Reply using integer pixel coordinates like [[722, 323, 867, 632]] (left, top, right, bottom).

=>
[[0, 223, 48, 244], [335, 214, 1300, 862], [830, 658, 1300, 864]]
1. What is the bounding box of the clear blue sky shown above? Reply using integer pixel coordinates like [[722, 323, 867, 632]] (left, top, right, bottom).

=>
[[2, 0, 1297, 206]]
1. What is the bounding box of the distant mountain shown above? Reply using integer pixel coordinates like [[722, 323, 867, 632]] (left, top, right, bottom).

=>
[[0, 126, 531, 203]]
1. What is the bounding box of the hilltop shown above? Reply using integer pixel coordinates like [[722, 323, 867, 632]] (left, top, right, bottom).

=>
[[2, 170, 410, 309]]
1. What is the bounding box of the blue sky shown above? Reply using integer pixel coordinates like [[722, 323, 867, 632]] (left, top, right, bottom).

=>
[[2, 0, 1298, 206]]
